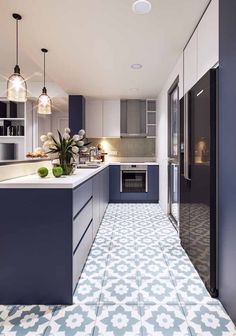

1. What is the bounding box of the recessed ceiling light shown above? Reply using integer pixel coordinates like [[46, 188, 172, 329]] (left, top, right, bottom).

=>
[[129, 88, 139, 92], [34, 72, 43, 77], [131, 63, 143, 70], [132, 0, 152, 14]]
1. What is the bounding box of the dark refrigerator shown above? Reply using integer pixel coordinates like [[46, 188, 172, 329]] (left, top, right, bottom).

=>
[[180, 69, 218, 297]]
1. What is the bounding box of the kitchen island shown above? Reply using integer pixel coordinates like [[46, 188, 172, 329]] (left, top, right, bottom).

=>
[[0, 162, 158, 305], [0, 164, 110, 305]]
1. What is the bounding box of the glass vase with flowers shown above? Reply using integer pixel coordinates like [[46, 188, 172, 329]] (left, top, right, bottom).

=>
[[40, 128, 87, 175]]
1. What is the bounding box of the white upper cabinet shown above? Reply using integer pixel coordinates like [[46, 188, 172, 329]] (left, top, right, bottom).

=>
[[85, 99, 120, 138], [197, 0, 219, 79], [85, 100, 103, 138], [184, 0, 219, 94], [103, 100, 120, 138], [184, 30, 198, 94]]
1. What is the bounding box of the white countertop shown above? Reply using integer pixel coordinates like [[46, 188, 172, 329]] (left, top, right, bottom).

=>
[[0, 162, 158, 189], [109, 162, 158, 165]]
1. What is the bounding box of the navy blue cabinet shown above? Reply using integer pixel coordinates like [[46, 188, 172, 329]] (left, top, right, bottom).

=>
[[120, 192, 148, 202], [109, 164, 159, 202], [92, 173, 100, 239], [99, 167, 109, 220], [109, 165, 121, 201], [147, 165, 159, 201], [0, 166, 110, 305], [69, 95, 85, 134], [0, 188, 73, 305]]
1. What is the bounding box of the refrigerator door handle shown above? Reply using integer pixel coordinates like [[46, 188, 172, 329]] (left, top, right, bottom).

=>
[[184, 93, 191, 181]]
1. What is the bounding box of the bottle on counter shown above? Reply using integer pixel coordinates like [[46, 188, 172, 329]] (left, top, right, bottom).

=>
[[97, 143, 107, 162]]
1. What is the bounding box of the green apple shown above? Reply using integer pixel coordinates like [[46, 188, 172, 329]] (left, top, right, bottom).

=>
[[37, 167, 49, 178], [53, 166, 63, 178]]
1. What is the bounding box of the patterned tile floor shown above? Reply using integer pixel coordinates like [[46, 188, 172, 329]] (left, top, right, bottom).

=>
[[0, 203, 236, 336]]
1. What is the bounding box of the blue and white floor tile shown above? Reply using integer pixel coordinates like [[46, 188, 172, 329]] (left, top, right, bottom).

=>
[[94, 305, 142, 336], [140, 304, 191, 336], [45, 305, 97, 336], [1, 305, 54, 336], [182, 304, 236, 336], [106, 258, 137, 278], [73, 278, 103, 305], [0, 305, 14, 335], [109, 246, 136, 260], [82, 258, 107, 279], [174, 277, 218, 305], [135, 246, 163, 259], [168, 259, 200, 280], [137, 259, 170, 279], [139, 278, 179, 305], [0, 203, 236, 335], [100, 278, 139, 305]]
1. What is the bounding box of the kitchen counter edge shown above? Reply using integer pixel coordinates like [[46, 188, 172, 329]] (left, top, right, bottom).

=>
[[0, 162, 159, 189]]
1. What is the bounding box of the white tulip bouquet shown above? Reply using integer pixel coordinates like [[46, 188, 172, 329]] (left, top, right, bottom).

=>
[[40, 128, 88, 175]]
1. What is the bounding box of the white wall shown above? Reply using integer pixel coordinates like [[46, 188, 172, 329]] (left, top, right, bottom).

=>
[[156, 54, 183, 214], [51, 111, 68, 136]]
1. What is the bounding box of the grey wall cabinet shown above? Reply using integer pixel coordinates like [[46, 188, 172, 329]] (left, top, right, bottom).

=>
[[120, 99, 146, 136], [0, 167, 109, 305]]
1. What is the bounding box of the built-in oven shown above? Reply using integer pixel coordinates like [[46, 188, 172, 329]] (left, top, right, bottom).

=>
[[120, 165, 148, 193]]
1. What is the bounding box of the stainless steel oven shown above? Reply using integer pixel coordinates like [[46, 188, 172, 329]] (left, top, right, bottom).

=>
[[120, 165, 148, 193]]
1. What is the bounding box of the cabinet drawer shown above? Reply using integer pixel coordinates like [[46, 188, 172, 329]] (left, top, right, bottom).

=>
[[120, 192, 147, 201], [73, 198, 93, 251], [73, 223, 93, 290], [73, 180, 92, 217]]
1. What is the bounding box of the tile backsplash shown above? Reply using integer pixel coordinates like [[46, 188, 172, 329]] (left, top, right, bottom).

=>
[[88, 138, 156, 158]]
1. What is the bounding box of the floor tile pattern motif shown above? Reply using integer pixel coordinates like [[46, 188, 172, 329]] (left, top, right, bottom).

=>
[[0, 203, 235, 335]]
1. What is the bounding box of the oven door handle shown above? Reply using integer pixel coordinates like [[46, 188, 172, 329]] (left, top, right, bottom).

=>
[[120, 170, 123, 192], [146, 170, 148, 193]]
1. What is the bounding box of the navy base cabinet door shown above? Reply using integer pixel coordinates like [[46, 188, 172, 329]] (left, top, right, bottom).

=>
[[92, 173, 100, 239], [147, 165, 159, 201], [120, 192, 148, 202], [109, 165, 121, 201]]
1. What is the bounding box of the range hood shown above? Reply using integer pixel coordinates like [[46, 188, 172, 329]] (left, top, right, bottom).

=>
[[120, 133, 147, 138], [120, 99, 147, 138]]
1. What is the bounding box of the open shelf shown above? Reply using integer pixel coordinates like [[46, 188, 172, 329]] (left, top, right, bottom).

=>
[[0, 136, 24, 138], [146, 99, 157, 138], [0, 118, 24, 121]]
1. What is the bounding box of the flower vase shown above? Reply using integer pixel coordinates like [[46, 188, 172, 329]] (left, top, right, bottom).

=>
[[59, 156, 75, 175]]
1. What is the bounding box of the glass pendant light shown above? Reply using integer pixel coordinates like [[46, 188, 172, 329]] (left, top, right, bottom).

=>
[[37, 48, 52, 114], [7, 13, 27, 102]]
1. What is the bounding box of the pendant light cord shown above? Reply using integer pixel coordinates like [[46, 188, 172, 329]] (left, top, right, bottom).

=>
[[43, 51, 46, 88], [16, 18, 18, 65]]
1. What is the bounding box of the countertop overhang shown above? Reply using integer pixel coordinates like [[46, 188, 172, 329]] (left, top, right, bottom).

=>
[[0, 162, 159, 189]]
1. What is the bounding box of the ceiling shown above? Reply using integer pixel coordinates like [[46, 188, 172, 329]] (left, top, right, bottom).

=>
[[0, 0, 209, 99]]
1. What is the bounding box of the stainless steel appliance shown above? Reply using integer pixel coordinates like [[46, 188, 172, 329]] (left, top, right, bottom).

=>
[[0, 143, 16, 160], [180, 69, 218, 297], [120, 165, 148, 192], [120, 100, 147, 138]]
